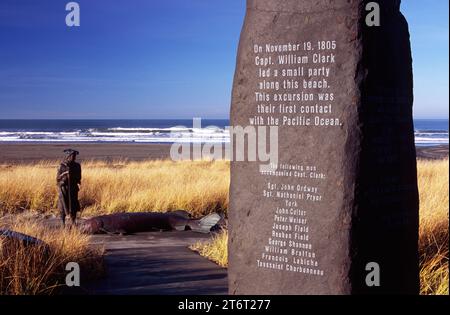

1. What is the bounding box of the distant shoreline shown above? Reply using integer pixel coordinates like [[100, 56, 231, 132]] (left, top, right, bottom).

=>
[[0, 118, 447, 145], [415, 145, 449, 160], [0, 143, 447, 164]]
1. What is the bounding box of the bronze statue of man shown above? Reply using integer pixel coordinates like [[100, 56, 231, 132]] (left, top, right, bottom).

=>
[[56, 149, 82, 227]]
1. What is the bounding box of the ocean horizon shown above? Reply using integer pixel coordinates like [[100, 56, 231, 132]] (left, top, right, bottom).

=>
[[0, 118, 448, 146]]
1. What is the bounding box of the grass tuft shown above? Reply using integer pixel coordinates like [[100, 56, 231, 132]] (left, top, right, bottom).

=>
[[0, 214, 104, 295], [190, 230, 228, 268]]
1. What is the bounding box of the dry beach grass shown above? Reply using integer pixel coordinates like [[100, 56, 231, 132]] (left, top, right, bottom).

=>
[[417, 159, 449, 295], [0, 159, 448, 294], [0, 159, 230, 217], [190, 229, 228, 268], [0, 214, 104, 295]]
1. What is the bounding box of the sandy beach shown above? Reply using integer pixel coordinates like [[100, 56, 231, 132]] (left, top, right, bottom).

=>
[[415, 145, 449, 160], [0, 143, 447, 163], [0, 143, 173, 163]]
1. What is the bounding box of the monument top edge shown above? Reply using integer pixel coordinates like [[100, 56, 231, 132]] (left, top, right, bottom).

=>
[[247, 0, 401, 14]]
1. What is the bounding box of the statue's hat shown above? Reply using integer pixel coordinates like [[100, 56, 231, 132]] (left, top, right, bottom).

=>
[[63, 149, 79, 156]]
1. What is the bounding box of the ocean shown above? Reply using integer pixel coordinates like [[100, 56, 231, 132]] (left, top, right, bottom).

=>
[[413, 119, 449, 146], [0, 119, 229, 144], [0, 119, 447, 146]]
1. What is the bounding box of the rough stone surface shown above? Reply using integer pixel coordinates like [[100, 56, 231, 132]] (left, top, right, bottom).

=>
[[229, 0, 418, 294]]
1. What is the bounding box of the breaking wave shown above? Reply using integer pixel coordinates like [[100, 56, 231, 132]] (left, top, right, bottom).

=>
[[0, 125, 447, 145], [0, 126, 230, 143]]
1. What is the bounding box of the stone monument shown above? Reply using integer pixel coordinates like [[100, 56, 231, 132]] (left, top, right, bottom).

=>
[[229, 0, 419, 294]]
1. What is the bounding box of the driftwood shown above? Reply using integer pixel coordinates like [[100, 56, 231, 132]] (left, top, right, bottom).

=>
[[80, 211, 221, 235]]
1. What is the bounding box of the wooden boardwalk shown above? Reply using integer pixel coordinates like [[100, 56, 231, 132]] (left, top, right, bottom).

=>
[[83, 231, 228, 295]]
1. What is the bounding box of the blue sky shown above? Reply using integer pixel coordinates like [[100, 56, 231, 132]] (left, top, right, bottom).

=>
[[0, 0, 448, 119]]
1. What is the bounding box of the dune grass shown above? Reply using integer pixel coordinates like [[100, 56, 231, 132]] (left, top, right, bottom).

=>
[[0, 214, 104, 295], [417, 159, 449, 295], [190, 230, 228, 268], [0, 159, 230, 217]]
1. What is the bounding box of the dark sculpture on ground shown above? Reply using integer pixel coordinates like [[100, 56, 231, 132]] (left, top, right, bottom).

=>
[[0, 229, 49, 249], [79, 211, 221, 235]]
